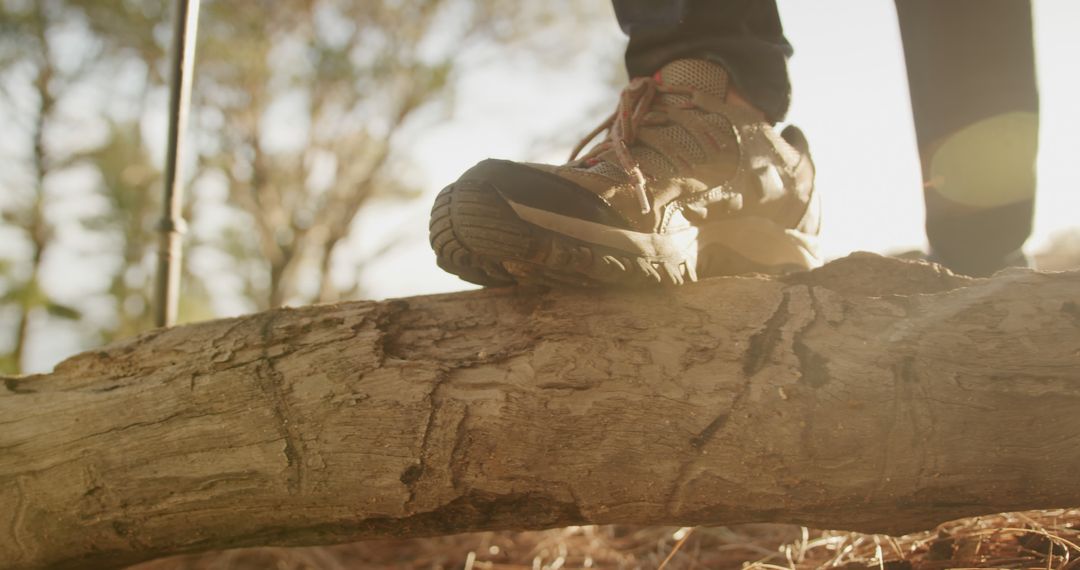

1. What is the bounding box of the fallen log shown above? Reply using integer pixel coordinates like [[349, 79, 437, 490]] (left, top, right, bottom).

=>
[[1, 253, 1078, 570]]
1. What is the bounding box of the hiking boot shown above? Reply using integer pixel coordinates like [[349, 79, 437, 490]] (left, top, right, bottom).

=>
[[429, 59, 822, 287]]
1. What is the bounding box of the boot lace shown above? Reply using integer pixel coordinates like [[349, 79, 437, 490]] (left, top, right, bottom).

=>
[[569, 76, 695, 214]]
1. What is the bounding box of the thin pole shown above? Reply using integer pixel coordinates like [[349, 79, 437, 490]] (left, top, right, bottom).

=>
[[154, 0, 201, 328]]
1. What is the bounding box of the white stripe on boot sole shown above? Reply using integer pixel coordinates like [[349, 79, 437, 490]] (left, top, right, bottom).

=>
[[505, 199, 822, 270]]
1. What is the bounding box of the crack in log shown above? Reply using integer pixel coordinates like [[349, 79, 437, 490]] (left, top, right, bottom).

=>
[[692, 289, 800, 450], [448, 406, 472, 491], [689, 413, 730, 450], [256, 312, 304, 495], [534, 381, 594, 391], [355, 490, 585, 541], [692, 345, 763, 450], [7, 476, 30, 564], [676, 302, 782, 511], [126, 490, 586, 570], [90, 384, 122, 393], [700, 285, 806, 446], [66, 411, 192, 447], [370, 300, 410, 365], [794, 287, 831, 387], [3, 378, 33, 394], [403, 368, 451, 511], [674, 368, 755, 509], [399, 464, 423, 486], [742, 290, 792, 377]]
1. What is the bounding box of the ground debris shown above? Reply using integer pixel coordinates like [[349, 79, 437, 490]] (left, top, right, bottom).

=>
[[130, 508, 1080, 569]]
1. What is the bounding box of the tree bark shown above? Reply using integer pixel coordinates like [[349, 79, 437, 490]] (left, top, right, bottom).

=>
[[2, 253, 1079, 570]]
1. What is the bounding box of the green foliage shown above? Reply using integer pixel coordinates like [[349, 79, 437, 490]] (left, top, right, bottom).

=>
[[44, 302, 82, 321], [0, 353, 18, 376]]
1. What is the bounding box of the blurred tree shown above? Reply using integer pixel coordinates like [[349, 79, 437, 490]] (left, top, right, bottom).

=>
[[80, 120, 205, 342], [0, 0, 92, 373], [0, 0, 209, 370], [70, 0, 217, 338], [74, 0, 607, 311], [0, 0, 610, 372], [189, 0, 603, 308]]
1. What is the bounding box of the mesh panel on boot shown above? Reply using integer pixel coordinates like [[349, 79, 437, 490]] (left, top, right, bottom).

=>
[[658, 59, 729, 108], [700, 111, 732, 129], [659, 59, 729, 98], [584, 147, 675, 181], [654, 125, 706, 163], [699, 112, 739, 149], [647, 60, 731, 165], [635, 145, 677, 177], [572, 59, 733, 181], [587, 160, 631, 181]]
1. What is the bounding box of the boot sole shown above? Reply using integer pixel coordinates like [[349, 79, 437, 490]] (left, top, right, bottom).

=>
[[429, 180, 821, 288]]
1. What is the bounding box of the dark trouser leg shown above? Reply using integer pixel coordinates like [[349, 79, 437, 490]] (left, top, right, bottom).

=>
[[613, 0, 793, 122], [896, 0, 1039, 276]]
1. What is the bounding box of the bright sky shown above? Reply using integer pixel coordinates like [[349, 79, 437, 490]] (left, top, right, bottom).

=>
[[350, 0, 1080, 300]]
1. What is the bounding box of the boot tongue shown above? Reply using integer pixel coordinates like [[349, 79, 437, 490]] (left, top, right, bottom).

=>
[[657, 59, 730, 101]]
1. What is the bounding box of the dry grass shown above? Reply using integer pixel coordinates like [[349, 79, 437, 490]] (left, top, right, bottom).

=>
[[131, 508, 1080, 570]]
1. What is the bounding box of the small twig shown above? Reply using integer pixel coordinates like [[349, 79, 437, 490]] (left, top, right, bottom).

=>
[[657, 527, 695, 570]]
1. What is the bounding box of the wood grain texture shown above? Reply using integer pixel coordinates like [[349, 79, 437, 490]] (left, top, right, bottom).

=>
[[2, 253, 1078, 570]]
